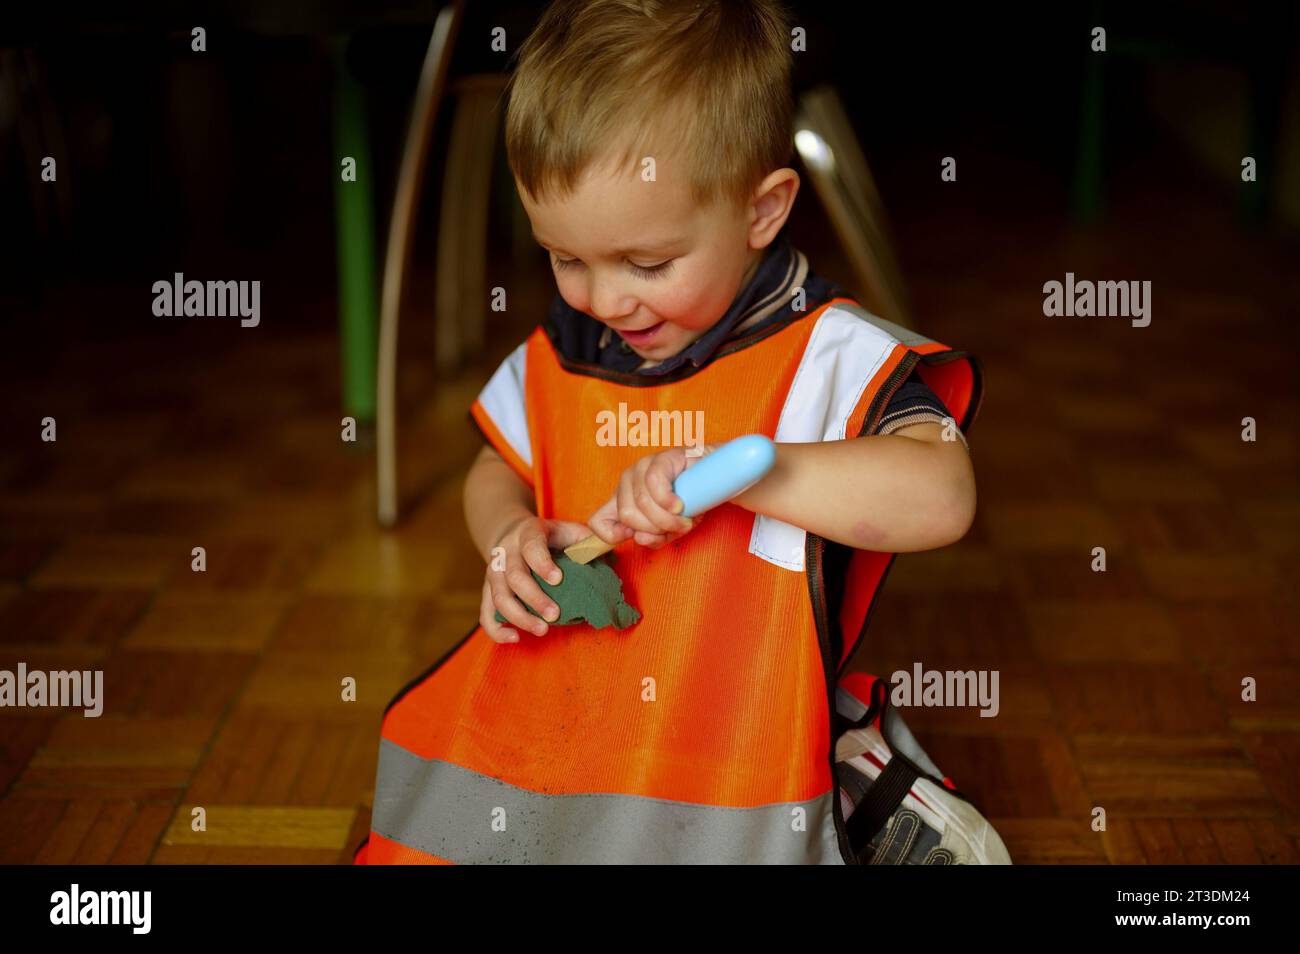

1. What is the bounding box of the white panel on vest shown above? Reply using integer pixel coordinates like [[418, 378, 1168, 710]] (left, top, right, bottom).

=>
[[476, 342, 531, 467], [748, 305, 901, 571]]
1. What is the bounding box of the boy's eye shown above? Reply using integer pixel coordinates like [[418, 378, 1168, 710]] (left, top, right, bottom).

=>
[[550, 255, 675, 279], [628, 259, 675, 280]]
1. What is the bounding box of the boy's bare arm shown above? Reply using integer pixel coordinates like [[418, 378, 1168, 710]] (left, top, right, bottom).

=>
[[732, 422, 976, 553], [463, 445, 537, 561]]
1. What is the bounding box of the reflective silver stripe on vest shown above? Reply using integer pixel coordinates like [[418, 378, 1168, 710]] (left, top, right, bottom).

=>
[[830, 300, 938, 350], [372, 739, 845, 864]]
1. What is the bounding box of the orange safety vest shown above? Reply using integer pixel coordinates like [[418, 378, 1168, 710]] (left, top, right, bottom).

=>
[[356, 296, 981, 864]]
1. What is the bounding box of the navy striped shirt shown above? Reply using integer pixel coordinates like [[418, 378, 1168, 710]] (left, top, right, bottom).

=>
[[545, 227, 957, 438]]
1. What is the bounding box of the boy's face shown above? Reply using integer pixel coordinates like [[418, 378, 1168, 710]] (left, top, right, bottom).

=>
[[517, 155, 762, 364]]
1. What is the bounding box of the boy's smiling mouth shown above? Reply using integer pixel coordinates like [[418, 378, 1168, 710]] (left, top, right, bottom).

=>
[[615, 321, 666, 346]]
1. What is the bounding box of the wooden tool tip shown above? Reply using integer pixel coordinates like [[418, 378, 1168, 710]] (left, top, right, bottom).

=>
[[563, 534, 614, 566]]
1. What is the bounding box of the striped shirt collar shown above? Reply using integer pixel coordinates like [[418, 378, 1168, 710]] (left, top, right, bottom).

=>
[[546, 228, 817, 376]]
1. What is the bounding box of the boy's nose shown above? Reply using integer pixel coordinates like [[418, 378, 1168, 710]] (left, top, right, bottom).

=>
[[587, 276, 635, 324]]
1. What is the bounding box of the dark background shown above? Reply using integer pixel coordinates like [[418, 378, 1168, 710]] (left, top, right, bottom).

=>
[[3, 1, 1296, 337]]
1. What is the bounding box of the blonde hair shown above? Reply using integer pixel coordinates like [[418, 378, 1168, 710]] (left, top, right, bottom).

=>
[[505, 0, 793, 209]]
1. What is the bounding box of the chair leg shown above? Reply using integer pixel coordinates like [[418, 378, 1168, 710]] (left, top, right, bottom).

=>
[[376, 2, 463, 527], [463, 85, 503, 360], [795, 85, 913, 329], [435, 76, 506, 372], [332, 41, 379, 423]]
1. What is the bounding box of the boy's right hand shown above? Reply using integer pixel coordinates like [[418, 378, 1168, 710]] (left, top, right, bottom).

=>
[[481, 516, 591, 643]]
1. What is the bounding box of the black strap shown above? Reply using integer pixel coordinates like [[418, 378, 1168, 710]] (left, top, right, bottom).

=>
[[845, 755, 919, 863], [834, 677, 888, 736]]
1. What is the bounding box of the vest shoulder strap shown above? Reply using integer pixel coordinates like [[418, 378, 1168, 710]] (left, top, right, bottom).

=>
[[821, 299, 946, 352], [750, 299, 926, 570], [469, 341, 532, 485]]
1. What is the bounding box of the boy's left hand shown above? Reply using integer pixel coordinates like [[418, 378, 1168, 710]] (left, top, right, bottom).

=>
[[588, 447, 700, 549]]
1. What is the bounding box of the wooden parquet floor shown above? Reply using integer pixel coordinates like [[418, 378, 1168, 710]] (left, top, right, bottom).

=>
[[1, 157, 1297, 864]]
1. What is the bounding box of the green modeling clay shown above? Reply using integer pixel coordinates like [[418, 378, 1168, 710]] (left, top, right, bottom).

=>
[[493, 553, 640, 631]]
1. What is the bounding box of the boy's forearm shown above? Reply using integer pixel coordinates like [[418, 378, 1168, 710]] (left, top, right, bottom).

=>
[[463, 449, 537, 561], [731, 430, 975, 553]]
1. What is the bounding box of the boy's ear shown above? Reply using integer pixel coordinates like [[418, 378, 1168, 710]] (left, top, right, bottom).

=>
[[747, 168, 800, 249]]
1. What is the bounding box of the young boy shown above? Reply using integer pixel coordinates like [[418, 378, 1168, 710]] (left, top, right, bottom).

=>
[[358, 0, 997, 865]]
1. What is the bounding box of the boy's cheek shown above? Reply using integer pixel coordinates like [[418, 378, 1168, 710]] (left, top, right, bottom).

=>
[[555, 277, 589, 313]]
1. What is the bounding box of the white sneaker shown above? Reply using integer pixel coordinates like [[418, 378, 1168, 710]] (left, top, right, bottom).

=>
[[834, 674, 1012, 865]]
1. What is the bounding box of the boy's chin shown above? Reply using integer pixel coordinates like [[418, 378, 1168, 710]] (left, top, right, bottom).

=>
[[627, 340, 684, 362], [623, 328, 697, 361], [626, 339, 665, 356]]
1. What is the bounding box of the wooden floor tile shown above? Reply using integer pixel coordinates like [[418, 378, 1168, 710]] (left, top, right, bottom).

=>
[[994, 819, 1107, 864], [304, 532, 451, 596], [237, 650, 421, 716], [102, 494, 234, 536], [1171, 601, 1300, 665], [857, 593, 1035, 664], [12, 715, 215, 798], [1106, 501, 1261, 551], [161, 805, 356, 851], [0, 493, 107, 535], [95, 650, 258, 718], [0, 796, 77, 863], [1138, 551, 1281, 602], [982, 502, 1124, 552], [1025, 599, 1181, 663], [1207, 665, 1300, 731], [882, 546, 1007, 594], [124, 592, 290, 653], [116, 453, 248, 498], [1237, 497, 1300, 554], [1174, 424, 1297, 473], [1100, 818, 1148, 863], [186, 713, 378, 808], [0, 587, 151, 650], [1050, 394, 1164, 434], [1075, 734, 1274, 817], [1046, 664, 1227, 735], [1089, 461, 1224, 504], [28, 535, 187, 589], [1006, 553, 1151, 599], [271, 595, 429, 655], [1237, 733, 1300, 814], [0, 717, 57, 796], [0, 536, 59, 581], [162, 539, 322, 592]]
